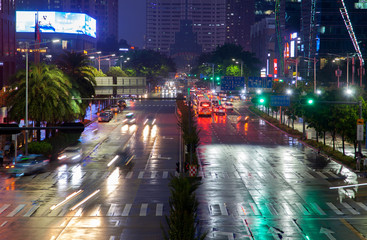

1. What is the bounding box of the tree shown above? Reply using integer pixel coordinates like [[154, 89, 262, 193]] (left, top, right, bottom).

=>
[[6, 63, 78, 140], [106, 66, 128, 77], [56, 51, 96, 116], [90, 66, 107, 77]]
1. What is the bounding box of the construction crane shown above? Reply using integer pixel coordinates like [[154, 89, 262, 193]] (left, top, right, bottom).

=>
[[339, 0, 364, 86]]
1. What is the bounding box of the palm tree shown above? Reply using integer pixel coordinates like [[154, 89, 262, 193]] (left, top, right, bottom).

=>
[[6, 63, 79, 140], [56, 51, 96, 116]]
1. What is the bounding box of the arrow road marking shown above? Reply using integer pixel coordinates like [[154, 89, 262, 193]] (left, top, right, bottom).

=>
[[320, 227, 336, 240]]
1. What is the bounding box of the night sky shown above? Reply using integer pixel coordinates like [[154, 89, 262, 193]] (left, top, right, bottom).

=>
[[119, 0, 146, 48]]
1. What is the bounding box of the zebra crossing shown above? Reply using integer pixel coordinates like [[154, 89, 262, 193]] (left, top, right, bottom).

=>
[[0, 202, 167, 218], [1, 200, 367, 219], [198, 169, 344, 180]]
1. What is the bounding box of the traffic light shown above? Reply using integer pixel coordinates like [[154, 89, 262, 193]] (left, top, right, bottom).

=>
[[251, 96, 266, 105], [300, 98, 315, 105], [210, 77, 213, 80], [0, 124, 21, 135], [176, 162, 180, 173], [216, 76, 220, 81]]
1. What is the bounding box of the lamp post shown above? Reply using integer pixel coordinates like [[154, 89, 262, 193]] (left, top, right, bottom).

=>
[[24, 39, 60, 155], [98, 54, 116, 71]]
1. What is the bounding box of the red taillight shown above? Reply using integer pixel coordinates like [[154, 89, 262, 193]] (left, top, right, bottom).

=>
[[202, 103, 210, 107]]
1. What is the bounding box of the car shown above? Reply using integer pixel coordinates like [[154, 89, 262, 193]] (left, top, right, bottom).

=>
[[125, 112, 135, 118], [144, 116, 156, 126], [58, 144, 83, 163], [98, 112, 112, 122], [213, 106, 226, 115], [222, 102, 233, 111], [123, 117, 136, 125], [237, 115, 250, 123], [5, 154, 50, 177], [117, 99, 127, 108], [110, 105, 120, 113]]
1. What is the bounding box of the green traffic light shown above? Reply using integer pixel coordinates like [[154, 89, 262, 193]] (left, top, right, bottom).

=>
[[307, 99, 314, 104], [210, 77, 213, 80], [216, 77, 220, 80], [259, 98, 265, 104]]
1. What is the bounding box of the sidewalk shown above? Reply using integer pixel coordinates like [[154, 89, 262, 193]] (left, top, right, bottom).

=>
[[259, 107, 367, 158]]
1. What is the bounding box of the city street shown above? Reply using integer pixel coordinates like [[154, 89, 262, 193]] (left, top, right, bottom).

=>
[[196, 100, 366, 239], [0, 100, 178, 240]]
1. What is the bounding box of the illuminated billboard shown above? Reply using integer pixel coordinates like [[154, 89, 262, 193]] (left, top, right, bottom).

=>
[[16, 11, 96, 38]]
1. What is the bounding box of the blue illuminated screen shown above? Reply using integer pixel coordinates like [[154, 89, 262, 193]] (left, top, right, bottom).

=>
[[16, 11, 97, 38]]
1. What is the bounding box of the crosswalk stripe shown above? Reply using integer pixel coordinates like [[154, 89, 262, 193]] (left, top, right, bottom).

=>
[[266, 203, 278, 215], [341, 202, 360, 215], [356, 202, 367, 211], [140, 203, 148, 216], [90, 204, 101, 216], [249, 203, 261, 215], [121, 204, 132, 217], [162, 171, 168, 179], [219, 203, 228, 216], [107, 204, 118, 216], [310, 203, 326, 215], [7, 204, 26, 217], [236, 204, 246, 215], [23, 205, 40, 217], [256, 171, 265, 178], [327, 171, 339, 178], [0, 221, 7, 227], [0, 204, 10, 215], [295, 203, 311, 215], [315, 171, 328, 179], [151, 171, 157, 178], [156, 203, 163, 216], [138, 171, 145, 179], [327, 202, 344, 215], [282, 203, 295, 215], [125, 172, 133, 179]]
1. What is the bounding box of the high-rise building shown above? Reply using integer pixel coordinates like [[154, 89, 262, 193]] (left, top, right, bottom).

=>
[[0, 0, 16, 90], [225, 0, 254, 51], [16, 0, 118, 42], [146, 0, 226, 56]]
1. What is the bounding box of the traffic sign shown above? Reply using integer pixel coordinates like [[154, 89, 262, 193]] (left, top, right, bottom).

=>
[[248, 77, 273, 89], [220, 76, 245, 91], [270, 95, 290, 107], [357, 119, 364, 125]]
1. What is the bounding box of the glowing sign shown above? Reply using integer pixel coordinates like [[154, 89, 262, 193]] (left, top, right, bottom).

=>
[[16, 11, 96, 38], [274, 59, 278, 75], [355, 0, 367, 9], [290, 41, 295, 58]]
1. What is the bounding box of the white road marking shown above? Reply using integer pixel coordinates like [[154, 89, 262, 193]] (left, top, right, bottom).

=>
[[303, 172, 315, 179], [121, 204, 132, 216], [219, 203, 229, 216], [162, 171, 168, 179], [327, 202, 344, 215], [249, 203, 261, 215], [0, 204, 10, 215], [0, 221, 8, 227], [341, 202, 360, 215], [138, 171, 145, 179], [233, 171, 241, 178], [295, 203, 311, 215], [151, 171, 157, 178], [236, 204, 246, 215], [90, 204, 101, 216], [23, 204, 40, 217], [310, 203, 326, 215], [356, 202, 367, 211], [74, 208, 83, 217], [58, 208, 68, 217], [315, 171, 328, 179], [140, 203, 148, 216], [109, 236, 115, 240], [156, 203, 163, 216], [7, 204, 26, 217], [125, 172, 133, 179], [281, 203, 295, 215], [107, 204, 118, 216]]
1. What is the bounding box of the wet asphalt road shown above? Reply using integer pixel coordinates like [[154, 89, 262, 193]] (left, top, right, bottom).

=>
[[1, 99, 367, 240], [196, 101, 366, 240], [0, 100, 178, 240]]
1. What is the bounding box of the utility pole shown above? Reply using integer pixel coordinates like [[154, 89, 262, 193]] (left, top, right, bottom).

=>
[[314, 57, 317, 93]]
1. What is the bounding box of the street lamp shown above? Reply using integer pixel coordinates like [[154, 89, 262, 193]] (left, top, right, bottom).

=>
[[24, 39, 60, 155], [286, 89, 292, 95], [232, 58, 243, 77], [98, 54, 116, 71]]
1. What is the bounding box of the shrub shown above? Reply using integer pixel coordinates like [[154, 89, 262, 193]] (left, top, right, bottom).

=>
[[28, 141, 53, 156]]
